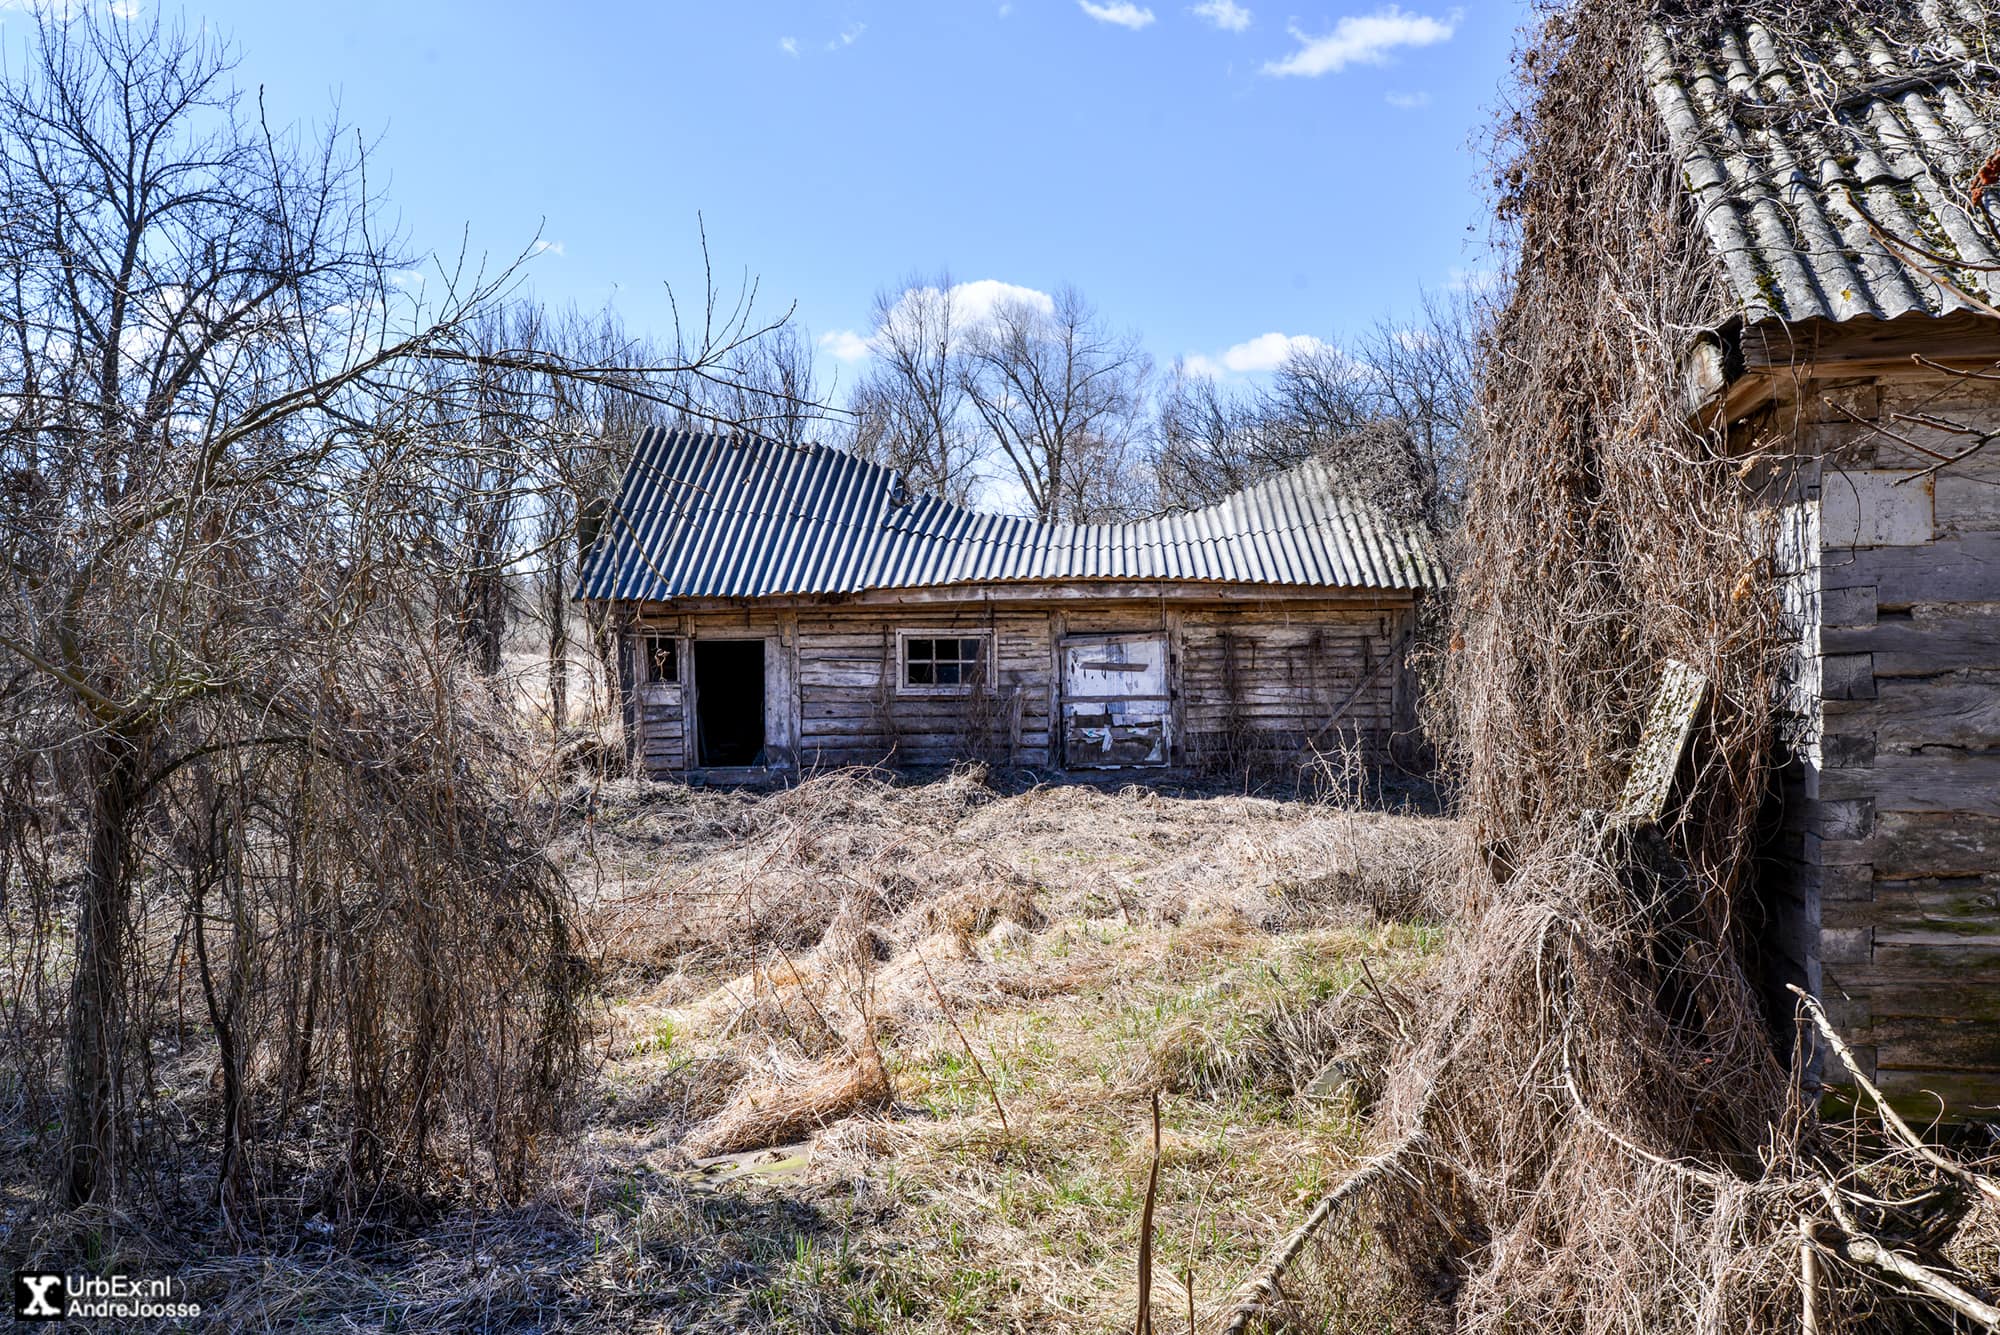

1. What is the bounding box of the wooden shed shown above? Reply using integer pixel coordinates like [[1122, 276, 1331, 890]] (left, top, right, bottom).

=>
[[578, 430, 1440, 780], [1650, 10, 2000, 1106]]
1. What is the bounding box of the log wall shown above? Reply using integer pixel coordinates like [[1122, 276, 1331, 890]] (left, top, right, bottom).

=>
[[1752, 367, 2000, 1108], [619, 592, 1419, 777]]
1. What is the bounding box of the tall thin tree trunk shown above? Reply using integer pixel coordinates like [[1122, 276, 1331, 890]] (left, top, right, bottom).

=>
[[66, 727, 143, 1207], [546, 570, 569, 733]]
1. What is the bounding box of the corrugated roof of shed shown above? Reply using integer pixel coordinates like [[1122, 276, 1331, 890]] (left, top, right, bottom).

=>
[[1646, 4, 2000, 324], [577, 429, 1441, 602]]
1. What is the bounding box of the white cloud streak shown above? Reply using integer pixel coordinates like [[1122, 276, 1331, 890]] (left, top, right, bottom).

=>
[[1384, 89, 1430, 108], [820, 280, 1059, 366], [818, 329, 873, 363], [1183, 331, 1333, 378], [1190, 0, 1251, 31], [1078, 0, 1156, 29], [778, 35, 799, 56], [1262, 6, 1457, 78]]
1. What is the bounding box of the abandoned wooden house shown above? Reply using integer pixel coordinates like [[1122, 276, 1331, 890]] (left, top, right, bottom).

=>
[[577, 429, 1439, 780], [1650, 12, 2000, 1106]]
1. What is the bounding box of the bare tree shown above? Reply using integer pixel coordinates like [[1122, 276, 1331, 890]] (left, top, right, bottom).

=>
[[0, 9, 779, 1213], [847, 272, 981, 504], [1151, 290, 1484, 535], [713, 323, 831, 448], [959, 285, 1151, 522]]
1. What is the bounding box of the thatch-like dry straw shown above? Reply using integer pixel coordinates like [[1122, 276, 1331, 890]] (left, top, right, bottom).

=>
[[682, 1050, 892, 1159]]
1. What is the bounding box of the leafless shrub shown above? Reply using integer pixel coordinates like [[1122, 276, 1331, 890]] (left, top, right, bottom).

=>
[[0, 6, 808, 1234]]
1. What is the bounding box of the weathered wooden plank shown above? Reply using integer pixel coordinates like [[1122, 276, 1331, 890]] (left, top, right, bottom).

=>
[[1820, 531, 2000, 601], [1857, 811, 2000, 878], [1822, 752, 2000, 817], [1823, 616, 2000, 675], [1869, 1068, 2000, 1114], [1836, 882, 2000, 941], [1828, 677, 2000, 751], [1936, 473, 2000, 534]]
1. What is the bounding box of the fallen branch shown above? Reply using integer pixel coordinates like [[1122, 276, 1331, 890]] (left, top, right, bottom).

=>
[[1807, 1218, 2000, 1331], [1216, 1123, 1426, 1335], [1790, 984, 2000, 1212]]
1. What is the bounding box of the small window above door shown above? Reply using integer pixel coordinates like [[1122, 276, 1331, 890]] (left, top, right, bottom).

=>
[[897, 631, 989, 695], [641, 634, 679, 684]]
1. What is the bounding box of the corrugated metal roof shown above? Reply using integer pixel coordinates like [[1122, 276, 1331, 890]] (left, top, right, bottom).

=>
[[578, 430, 1441, 602], [1646, 6, 2000, 324]]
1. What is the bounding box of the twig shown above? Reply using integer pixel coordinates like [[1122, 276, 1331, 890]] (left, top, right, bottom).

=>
[[1811, 1217, 2000, 1331], [913, 944, 1012, 1139], [1800, 1216, 1820, 1335], [1136, 1090, 1162, 1335]]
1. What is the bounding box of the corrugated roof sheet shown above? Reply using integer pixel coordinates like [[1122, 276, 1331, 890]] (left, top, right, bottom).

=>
[[1646, 4, 2000, 324], [578, 430, 1441, 602]]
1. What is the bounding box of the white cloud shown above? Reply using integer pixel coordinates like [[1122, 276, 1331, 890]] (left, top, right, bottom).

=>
[[1079, 0, 1155, 29], [940, 278, 1056, 328], [826, 21, 865, 49], [824, 280, 1058, 366], [531, 239, 566, 257], [998, 2, 1013, 14], [1384, 89, 1430, 108], [1182, 331, 1336, 378], [1446, 266, 1500, 294], [1223, 331, 1331, 373], [779, 35, 799, 56], [1262, 6, 1458, 78], [1190, 0, 1251, 31], [819, 329, 874, 362]]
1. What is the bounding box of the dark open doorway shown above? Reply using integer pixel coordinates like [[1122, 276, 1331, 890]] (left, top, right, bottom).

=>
[[695, 639, 766, 767]]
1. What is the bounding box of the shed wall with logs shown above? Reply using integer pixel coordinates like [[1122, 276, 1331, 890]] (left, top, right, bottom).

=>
[[620, 590, 1419, 777], [1741, 358, 2000, 1111]]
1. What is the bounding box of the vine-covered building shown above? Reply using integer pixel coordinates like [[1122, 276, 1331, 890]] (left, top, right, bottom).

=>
[[1651, 9, 2000, 1107]]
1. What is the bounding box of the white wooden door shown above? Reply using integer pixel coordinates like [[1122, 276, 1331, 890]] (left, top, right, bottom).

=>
[[1061, 633, 1171, 768]]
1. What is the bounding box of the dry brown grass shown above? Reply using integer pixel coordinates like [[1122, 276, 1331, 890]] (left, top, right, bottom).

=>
[[0, 764, 1453, 1332], [536, 766, 1452, 1332]]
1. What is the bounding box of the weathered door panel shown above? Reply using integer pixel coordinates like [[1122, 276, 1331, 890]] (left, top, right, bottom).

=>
[[1061, 633, 1171, 768]]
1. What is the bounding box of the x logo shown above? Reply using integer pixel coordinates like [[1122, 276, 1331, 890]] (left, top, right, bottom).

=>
[[16, 1273, 62, 1319]]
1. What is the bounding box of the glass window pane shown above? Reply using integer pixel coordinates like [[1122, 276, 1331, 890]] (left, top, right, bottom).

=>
[[959, 638, 983, 664], [908, 639, 934, 661], [937, 662, 961, 685], [907, 661, 933, 685]]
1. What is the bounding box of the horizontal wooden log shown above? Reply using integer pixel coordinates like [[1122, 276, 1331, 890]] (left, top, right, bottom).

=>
[[1823, 617, 2000, 676], [1826, 675, 2000, 751], [1821, 751, 2000, 817], [1820, 531, 2000, 601], [1854, 811, 2000, 879]]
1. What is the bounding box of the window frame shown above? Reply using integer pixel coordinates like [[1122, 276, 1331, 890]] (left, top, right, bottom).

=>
[[894, 629, 992, 697], [638, 633, 681, 686]]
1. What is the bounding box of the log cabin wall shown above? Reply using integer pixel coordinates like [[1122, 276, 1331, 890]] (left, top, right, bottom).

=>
[[619, 591, 1420, 777], [1752, 366, 2000, 1109]]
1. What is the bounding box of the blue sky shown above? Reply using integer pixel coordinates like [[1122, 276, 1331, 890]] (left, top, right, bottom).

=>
[[57, 0, 1527, 388]]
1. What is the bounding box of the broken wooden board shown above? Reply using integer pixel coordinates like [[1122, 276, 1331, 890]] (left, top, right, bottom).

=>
[[1615, 660, 1710, 825]]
